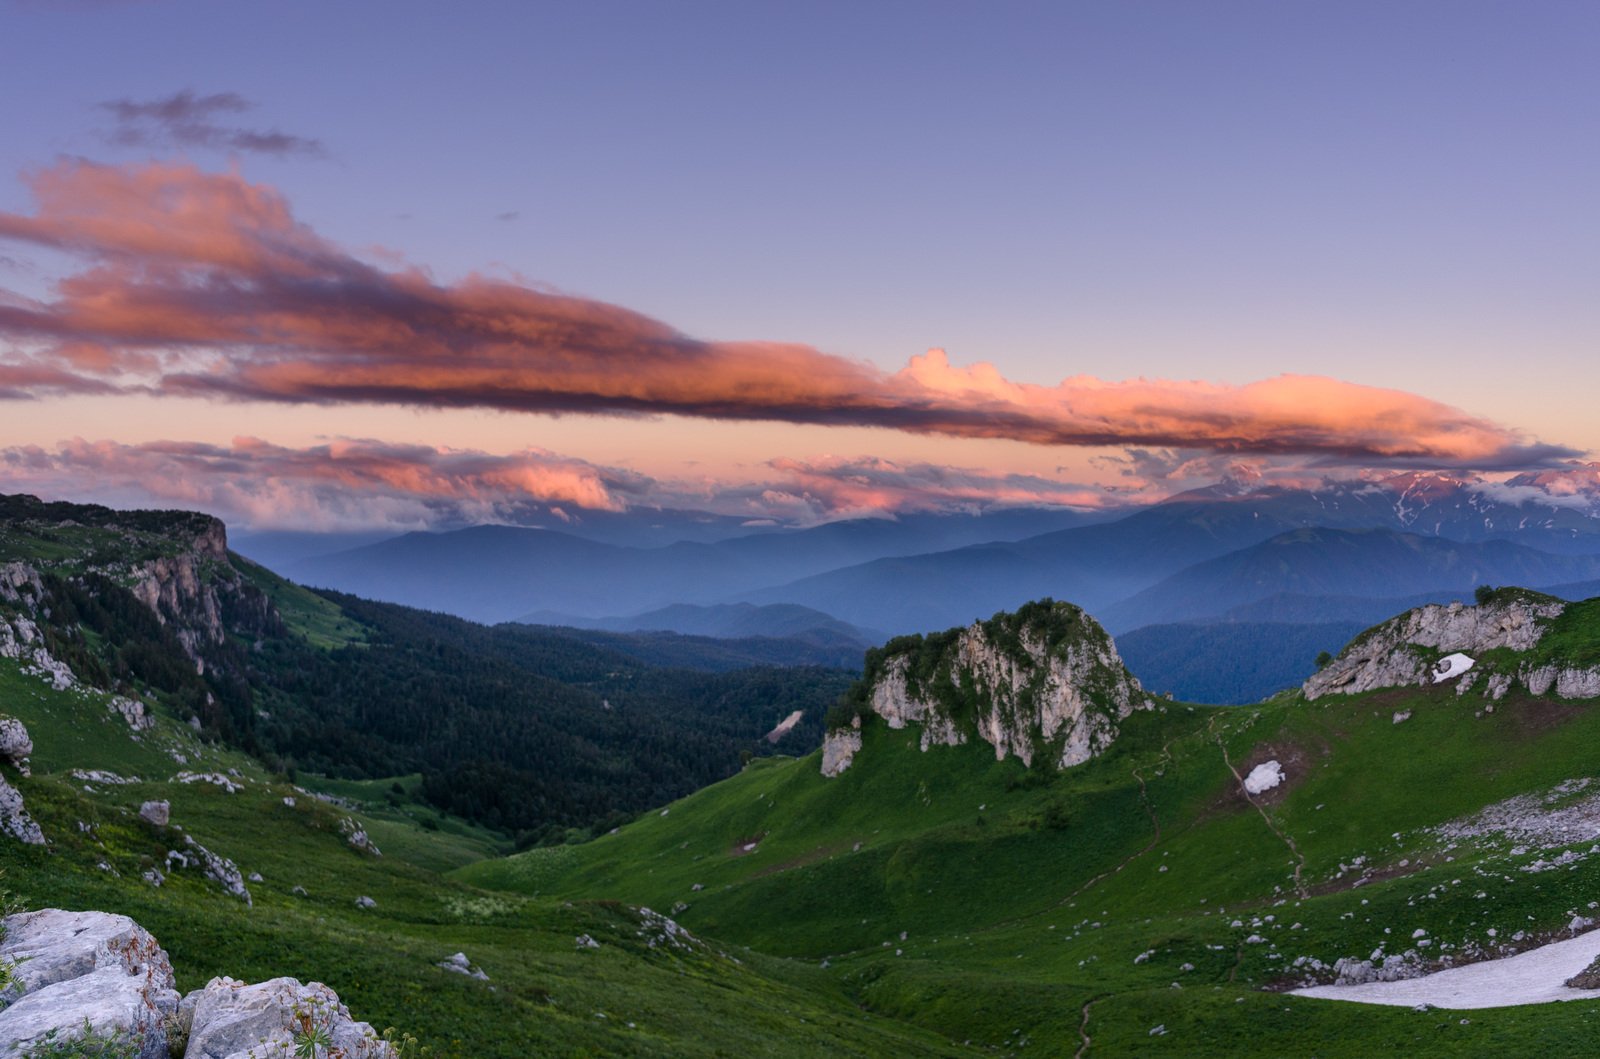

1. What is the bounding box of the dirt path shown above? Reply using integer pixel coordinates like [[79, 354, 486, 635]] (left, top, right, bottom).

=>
[[1057, 737, 1178, 905], [1209, 715, 1309, 899], [1074, 995, 1106, 1059]]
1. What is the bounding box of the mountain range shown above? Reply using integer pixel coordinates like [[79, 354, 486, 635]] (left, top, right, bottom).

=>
[[276, 471, 1600, 702]]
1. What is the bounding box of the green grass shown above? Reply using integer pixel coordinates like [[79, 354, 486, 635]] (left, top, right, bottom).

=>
[[14, 585, 1600, 1056], [0, 655, 975, 1058], [232, 555, 367, 648], [458, 682, 1600, 1056]]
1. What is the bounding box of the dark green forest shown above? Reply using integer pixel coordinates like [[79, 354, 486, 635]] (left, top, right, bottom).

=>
[[4, 510, 853, 844]]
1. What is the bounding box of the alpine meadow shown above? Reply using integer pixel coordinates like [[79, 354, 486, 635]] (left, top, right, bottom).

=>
[[5, 4, 1600, 1057]]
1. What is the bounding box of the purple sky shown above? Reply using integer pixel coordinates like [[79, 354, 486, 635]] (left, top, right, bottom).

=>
[[1, 1, 1596, 530]]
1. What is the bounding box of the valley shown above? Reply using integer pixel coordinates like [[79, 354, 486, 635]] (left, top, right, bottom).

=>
[[6, 492, 1600, 1056]]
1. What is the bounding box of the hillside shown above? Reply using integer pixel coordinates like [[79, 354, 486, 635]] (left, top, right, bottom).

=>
[[13, 491, 1600, 1055], [0, 647, 967, 1058], [462, 594, 1600, 1056], [0, 493, 852, 842]]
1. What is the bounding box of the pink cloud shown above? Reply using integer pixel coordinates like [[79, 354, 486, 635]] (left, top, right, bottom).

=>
[[0, 159, 1575, 468], [0, 437, 639, 531]]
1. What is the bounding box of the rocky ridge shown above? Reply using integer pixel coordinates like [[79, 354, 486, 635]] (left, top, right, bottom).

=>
[[822, 599, 1152, 777], [0, 495, 278, 677], [1303, 592, 1600, 702]]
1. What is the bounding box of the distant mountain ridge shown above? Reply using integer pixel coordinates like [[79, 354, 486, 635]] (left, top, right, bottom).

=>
[[517, 601, 881, 647]]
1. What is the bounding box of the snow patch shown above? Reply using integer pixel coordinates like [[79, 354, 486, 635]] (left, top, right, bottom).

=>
[[1432, 653, 1475, 683], [1243, 760, 1284, 795], [1294, 928, 1600, 1009]]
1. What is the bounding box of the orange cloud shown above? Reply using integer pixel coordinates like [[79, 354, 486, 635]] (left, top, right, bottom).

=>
[[0, 159, 1575, 468], [0, 437, 639, 531]]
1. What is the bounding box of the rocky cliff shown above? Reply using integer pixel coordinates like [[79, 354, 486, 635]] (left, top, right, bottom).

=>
[[821, 599, 1152, 777], [1303, 589, 1600, 702], [0, 493, 278, 673]]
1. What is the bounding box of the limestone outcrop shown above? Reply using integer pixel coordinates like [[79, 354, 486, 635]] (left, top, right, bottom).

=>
[[1304, 593, 1600, 702], [181, 975, 396, 1059], [0, 777, 44, 847], [0, 909, 396, 1059], [0, 718, 30, 773], [821, 600, 1151, 776], [0, 909, 180, 1059]]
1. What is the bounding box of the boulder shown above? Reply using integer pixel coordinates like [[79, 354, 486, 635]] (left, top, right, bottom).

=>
[[181, 976, 396, 1059], [0, 777, 43, 846], [0, 909, 180, 1059], [436, 952, 489, 981], [0, 718, 31, 772], [139, 800, 170, 827]]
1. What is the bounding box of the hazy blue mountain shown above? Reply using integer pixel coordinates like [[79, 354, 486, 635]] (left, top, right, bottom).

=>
[[511, 625, 868, 671], [738, 497, 1311, 634], [1212, 589, 1483, 626], [283, 509, 1106, 623], [1097, 528, 1600, 633], [1116, 620, 1368, 705], [518, 601, 881, 646]]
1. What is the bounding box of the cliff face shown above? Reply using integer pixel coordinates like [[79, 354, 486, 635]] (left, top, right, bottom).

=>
[[1303, 591, 1600, 702], [821, 600, 1152, 777], [0, 496, 277, 673]]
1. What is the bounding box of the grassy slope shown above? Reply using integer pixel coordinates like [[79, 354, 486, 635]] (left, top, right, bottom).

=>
[[462, 681, 1600, 1056], [0, 657, 969, 1058]]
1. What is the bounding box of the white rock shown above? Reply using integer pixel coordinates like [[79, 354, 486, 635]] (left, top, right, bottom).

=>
[[182, 975, 395, 1059], [820, 716, 863, 778], [0, 717, 32, 770], [0, 776, 44, 846], [0, 909, 180, 1059]]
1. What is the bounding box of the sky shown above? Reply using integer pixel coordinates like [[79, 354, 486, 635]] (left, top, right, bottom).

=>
[[1, 0, 1597, 531]]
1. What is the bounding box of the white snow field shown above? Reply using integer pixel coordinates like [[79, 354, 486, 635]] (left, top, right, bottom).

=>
[[1293, 930, 1600, 1009]]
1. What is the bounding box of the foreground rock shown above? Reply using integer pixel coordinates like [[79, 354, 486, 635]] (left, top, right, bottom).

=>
[[821, 599, 1152, 777], [182, 976, 396, 1059], [0, 910, 180, 1059], [0, 909, 396, 1059]]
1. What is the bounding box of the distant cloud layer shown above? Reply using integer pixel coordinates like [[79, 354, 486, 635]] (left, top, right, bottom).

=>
[[0, 437, 1127, 530], [98, 90, 323, 157], [0, 438, 643, 531], [0, 159, 1575, 469]]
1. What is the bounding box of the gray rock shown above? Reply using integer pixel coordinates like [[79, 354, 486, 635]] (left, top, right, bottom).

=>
[[165, 837, 251, 905], [822, 602, 1149, 776], [182, 975, 396, 1059], [355, 896, 376, 909], [820, 717, 863, 777], [139, 800, 170, 827], [0, 909, 180, 1059], [106, 696, 154, 732], [1305, 596, 1567, 700], [0, 717, 31, 772], [436, 952, 489, 981], [339, 817, 382, 857], [0, 776, 43, 846]]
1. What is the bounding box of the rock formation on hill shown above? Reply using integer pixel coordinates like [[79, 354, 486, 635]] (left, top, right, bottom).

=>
[[822, 599, 1152, 776], [1304, 590, 1600, 702]]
